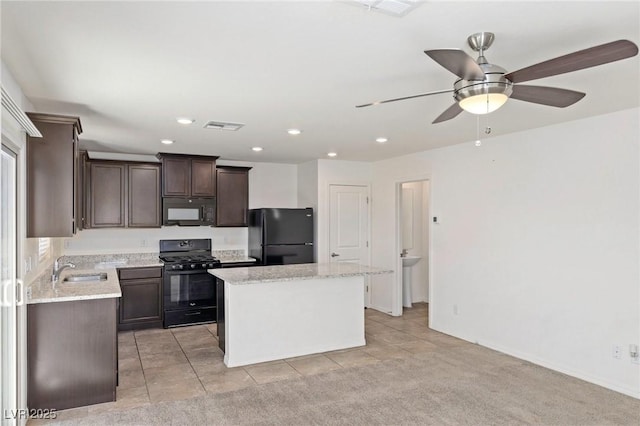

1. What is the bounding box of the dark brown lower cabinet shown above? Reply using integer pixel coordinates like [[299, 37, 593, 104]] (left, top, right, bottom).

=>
[[118, 267, 163, 331], [27, 298, 117, 410]]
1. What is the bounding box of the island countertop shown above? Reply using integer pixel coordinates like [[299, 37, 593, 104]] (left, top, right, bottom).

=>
[[209, 262, 391, 285]]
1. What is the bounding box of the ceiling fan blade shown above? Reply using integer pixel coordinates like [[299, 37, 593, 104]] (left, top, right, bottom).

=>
[[424, 49, 485, 80], [432, 103, 463, 124], [355, 89, 453, 108], [505, 40, 639, 84], [510, 85, 586, 107]]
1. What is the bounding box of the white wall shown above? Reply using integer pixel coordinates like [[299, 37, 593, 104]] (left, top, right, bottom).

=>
[[64, 161, 297, 255], [218, 160, 297, 209], [371, 108, 640, 398]]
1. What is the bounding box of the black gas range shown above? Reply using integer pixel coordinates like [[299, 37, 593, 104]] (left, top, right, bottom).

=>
[[159, 239, 221, 328], [160, 254, 221, 271]]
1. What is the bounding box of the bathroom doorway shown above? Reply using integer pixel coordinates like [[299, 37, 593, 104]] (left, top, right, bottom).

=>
[[395, 179, 430, 318]]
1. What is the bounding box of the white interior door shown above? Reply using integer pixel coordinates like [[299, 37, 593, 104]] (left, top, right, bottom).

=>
[[1, 145, 18, 425], [329, 184, 370, 304]]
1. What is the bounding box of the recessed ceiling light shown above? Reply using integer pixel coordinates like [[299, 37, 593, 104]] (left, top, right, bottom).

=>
[[376, 137, 388, 143], [327, 152, 337, 157], [160, 139, 174, 145], [287, 129, 302, 135], [252, 147, 263, 152], [176, 118, 195, 125]]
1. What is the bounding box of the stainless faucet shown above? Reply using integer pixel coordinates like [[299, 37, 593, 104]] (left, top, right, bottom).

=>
[[52, 256, 75, 282], [401, 249, 408, 257]]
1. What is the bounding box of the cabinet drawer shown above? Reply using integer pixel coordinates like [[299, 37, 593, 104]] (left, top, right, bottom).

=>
[[118, 267, 162, 280], [164, 307, 215, 328]]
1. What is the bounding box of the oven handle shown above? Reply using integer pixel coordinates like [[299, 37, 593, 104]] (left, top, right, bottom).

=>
[[185, 311, 202, 316]]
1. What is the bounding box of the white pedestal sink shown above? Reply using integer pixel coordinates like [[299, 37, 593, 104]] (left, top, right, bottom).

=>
[[401, 256, 421, 308]]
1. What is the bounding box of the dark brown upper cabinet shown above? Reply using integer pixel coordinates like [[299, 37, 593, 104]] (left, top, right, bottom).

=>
[[86, 161, 161, 229], [215, 166, 251, 227], [89, 162, 126, 228], [128, 164, 162, 227], [26, 113, 82, 238], [157, 153, 218, 197]]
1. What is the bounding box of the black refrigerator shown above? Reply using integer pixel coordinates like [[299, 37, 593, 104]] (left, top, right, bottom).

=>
[[248, 208, 314, 265]]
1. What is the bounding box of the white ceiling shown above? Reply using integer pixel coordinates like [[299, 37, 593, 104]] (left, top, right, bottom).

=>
[[2, 1, 639, 164]]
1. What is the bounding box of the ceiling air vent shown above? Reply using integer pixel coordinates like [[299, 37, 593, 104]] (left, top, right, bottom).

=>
[[348, 0, 422, 17], [203, 121, 245, 131]]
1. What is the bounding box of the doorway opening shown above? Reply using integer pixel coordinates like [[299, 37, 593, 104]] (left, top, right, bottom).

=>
[[395, 179, 430, 319]]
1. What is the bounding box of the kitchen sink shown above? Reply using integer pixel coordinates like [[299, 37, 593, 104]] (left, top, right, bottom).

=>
[[63, 273, 108, 283]]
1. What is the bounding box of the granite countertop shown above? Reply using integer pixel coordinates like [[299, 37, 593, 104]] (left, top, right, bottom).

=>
[[60, 253, 163, 269], [28, 267, 121, 304], [219, 257, 256, 264], [209, 262, 392, 285], [213, 250, 257, 264], [27, 251, 257, 303], [27, 253, 162, 304]]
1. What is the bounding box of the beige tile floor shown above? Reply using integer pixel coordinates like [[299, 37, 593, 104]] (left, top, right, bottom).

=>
[[48, 303, 469, 419]]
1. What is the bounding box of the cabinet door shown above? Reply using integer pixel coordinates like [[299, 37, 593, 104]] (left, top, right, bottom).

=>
[[162, 157, 191, 196], [128, 164, 161, 227], [191, 159, 216, 197], [89, 163, 126, 228], [119, 278, 162, 326], [27, 298, 117, 410], [216, 167, 250, 227], [26, 115, 81, 237]]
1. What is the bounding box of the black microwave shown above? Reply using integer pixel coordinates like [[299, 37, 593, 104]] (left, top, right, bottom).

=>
[[163, 198, 216, 226]]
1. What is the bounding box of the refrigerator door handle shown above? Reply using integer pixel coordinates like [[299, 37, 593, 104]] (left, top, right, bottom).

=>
[[304, 242, 313, 245]]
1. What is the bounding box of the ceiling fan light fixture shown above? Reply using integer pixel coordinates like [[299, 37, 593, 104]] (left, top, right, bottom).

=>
[[453, 62, 513, 115], [459, 93, 509, 115]]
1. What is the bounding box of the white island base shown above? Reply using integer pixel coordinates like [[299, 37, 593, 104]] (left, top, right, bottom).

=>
[[222, 275, 364, 367]]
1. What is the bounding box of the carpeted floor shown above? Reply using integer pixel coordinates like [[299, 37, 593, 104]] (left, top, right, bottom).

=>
[[33, 305, 640, 425]]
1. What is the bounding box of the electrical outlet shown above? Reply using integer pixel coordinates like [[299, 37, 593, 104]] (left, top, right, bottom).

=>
[[612, 344, 622, 359], [453, 304, 459, 315], [64, 240, 71, 249], [140, 239, 147, 247], [24, 257, 32, 273]]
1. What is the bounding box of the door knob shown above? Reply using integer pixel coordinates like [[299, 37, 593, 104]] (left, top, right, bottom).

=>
[[331, 252, 340, 257]]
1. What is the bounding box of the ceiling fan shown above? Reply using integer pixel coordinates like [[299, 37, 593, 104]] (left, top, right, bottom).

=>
[[356, 32, 638, 124]]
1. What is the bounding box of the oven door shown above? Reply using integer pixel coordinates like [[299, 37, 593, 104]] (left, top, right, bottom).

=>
[[163, 269, 215, 310]]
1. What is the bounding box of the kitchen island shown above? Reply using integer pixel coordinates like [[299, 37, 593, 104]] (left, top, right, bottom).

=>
[[210, 263, 391, 367]]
